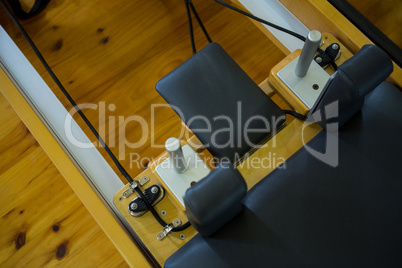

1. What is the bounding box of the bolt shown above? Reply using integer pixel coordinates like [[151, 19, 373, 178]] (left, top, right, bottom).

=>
[[179, 233, 186, 240], [161, 210, 167, 216], [151, 186, 158, 194], [173, 219, 182, 227], [332, 44, 339, 50], [315, 57, 322, 64], [130, 203, 138, 210]]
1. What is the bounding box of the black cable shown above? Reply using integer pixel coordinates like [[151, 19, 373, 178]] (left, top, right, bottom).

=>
[[185, 0, 212, 54], [172, 221, 192, 231], [187, 1, 212, 43], [185, 0, 196, 54], [215, 0, 339, 71], [5, 0, 50, 19], [330, 60, 338, 71], [0, 0, 136, 185], [134, 187, 167, 226], [283, 110, 307, 121], [215, 0, 306, 42]]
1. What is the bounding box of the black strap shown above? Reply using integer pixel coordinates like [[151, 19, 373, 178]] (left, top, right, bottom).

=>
[[6, 0, 50, 19], [185, 0, 212, 54]]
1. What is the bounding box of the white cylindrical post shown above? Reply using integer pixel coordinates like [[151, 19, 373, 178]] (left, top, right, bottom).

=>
[[165, 137, 187, 174]]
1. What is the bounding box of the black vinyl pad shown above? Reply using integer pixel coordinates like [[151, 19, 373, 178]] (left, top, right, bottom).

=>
[[156, 43, 285, 162], [165, 82, 402, 267]]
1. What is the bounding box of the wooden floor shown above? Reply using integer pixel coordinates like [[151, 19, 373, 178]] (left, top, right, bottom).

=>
[[0, 0, 400, 266], [0, 95, 129, 267]]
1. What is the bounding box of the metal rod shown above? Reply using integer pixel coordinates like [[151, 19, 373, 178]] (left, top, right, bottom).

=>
[[294, 30, 322, 77]]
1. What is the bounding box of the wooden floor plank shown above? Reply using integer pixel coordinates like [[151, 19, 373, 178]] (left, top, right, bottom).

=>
[[0, 92, 128, 267]]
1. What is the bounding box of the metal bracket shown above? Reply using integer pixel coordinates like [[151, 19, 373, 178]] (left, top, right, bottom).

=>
[[156, 219, 182, 241], [122, 181, 138, 198], [157, 224, 173, 241], [138, 175, 150, 186], [122, 176, 150, 199]]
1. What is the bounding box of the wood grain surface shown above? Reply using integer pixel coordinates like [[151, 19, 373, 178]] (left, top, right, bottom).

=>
[[0, 65, 151, 266], [0, 93, 128, 267]]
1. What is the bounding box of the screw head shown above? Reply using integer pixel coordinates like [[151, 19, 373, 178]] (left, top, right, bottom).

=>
[[151, 186, 158, 194], [179, 233, 186, 240], [312, 84, 319, 90], [118, 197, 123, 201], [130, 203, 138, 210], [161, 210, 167, 216], [315, 57, 322, 63], [332, 44, 339, 50]]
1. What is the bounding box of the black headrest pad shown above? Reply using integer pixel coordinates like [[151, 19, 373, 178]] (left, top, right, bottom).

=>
[[156, 43, 286, 162], [183, 163, 247, 237]]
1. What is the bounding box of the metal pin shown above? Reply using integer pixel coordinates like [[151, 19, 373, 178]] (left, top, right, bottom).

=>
[[295, 30, 322, 77]]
